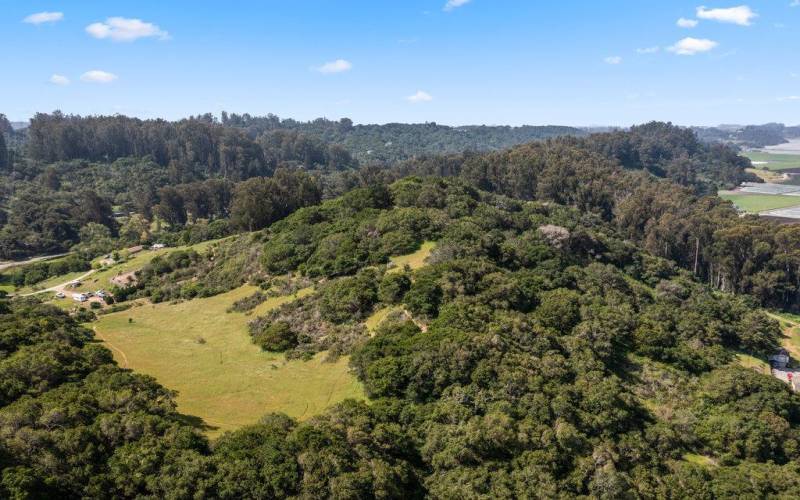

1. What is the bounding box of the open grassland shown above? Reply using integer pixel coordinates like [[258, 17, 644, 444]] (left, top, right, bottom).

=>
[[745, 151, 800, 171], [92, 285, 363, 437], [388, 241, 435, 272], [735, 353, 771, 375], [717, 193, 800, 213], [365, 305, 403, 334]]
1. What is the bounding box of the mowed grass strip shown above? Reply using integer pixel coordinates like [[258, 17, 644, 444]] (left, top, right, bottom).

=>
[[745, 151, 800, 171], [718, 193, 800, 213], [93, 285, 364, 437]]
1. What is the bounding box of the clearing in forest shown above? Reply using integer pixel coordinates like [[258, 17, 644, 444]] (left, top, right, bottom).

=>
[[92, 285, 364, 437], [717, 193, 800, 213], [745, 151, 800, 171], [388, 240, 435, 272]]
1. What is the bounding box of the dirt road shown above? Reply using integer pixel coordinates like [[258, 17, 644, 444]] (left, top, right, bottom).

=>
[[19, 269, 97, 297], [0, 253, 69, 272]]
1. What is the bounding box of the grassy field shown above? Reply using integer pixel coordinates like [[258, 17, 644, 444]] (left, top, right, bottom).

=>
[[364, 305, 402, 333], [388, 241, 435, 273], [718, 193, 800, 213], [745, 151, 800, 171], [766, 311, 800, 360], [93, 285, 363, 436], [735, 353, 770, 375]]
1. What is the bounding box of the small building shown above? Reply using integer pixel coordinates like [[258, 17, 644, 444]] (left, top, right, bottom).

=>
[[769, 349, 791, 369], [72, 293, 88, 303], [126, 245, 144, 255], [151, 243, 167, 250]]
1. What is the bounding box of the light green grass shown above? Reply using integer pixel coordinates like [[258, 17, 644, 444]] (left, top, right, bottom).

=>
[[718, 193, 800, 213], [365, 306, 402, 333], [735, 353, 770, 375], [745, 151, 800, 171], [683, 453, 718, 467], [93, 285, 363, 437], [388, 241, 435, 273]]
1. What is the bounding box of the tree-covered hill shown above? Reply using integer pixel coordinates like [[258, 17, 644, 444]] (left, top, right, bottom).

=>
[[3, 178, 800, 498]]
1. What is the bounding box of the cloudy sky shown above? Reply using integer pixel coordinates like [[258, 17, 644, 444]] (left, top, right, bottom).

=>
[[2, 1, 799, 126]]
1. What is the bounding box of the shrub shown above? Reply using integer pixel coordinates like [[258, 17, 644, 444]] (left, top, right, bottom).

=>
[[254, 321, 298, 351]]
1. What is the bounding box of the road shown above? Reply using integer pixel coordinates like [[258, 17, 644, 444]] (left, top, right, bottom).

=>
[[19, 269, 97, 297], [0, 253, 69, 272]]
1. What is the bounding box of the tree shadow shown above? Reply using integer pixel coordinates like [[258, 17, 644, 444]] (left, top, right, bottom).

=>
[[175, 413, 219, 433]]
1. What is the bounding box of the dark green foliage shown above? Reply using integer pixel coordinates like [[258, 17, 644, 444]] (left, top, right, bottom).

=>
[[5, 254, 90, 287], [378, 272, 411, 304], [253, 321, 298, 351], [319, 270, 379, 323]]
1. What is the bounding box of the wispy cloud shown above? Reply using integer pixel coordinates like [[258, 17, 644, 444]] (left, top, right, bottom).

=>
[[696, 5, 757, 26], [86, 17, 169, 42], [791, 0, 800, 7], [407, 90, 433, 103], [604, 56, 622, 65], [23, 11, 63, 25], [677, 17, 698, 28], [444, 0, 471, 12], [779, 95, 800, 101], [49, 74, 70, 86], [80, 70, 118, 83], [315, 59, 353, 74], [667, 37, 718, 55], [636, 46, 660, 54]]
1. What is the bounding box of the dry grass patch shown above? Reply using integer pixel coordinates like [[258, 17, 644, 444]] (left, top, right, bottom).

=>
[[93, 285, 363, 437]]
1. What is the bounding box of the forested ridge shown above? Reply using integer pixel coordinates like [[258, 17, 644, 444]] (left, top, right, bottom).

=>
[[3, 178, 800, 498]]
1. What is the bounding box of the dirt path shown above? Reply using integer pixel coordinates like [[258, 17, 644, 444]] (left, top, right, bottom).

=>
[[0, 253, 69, 272], [93, 326, 130, 368], [19, 269, 97, 297]]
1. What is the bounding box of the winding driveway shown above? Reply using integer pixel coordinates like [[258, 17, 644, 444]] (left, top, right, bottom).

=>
[[19, 269, 97, 297]]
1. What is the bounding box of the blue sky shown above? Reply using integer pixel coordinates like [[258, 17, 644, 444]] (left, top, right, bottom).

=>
[[1, 1, 799, 126]]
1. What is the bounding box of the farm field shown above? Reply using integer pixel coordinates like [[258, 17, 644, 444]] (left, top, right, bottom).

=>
[[745, 151, 800, 171], [93, 284, 363, 437], [717, 193, 800, 213]]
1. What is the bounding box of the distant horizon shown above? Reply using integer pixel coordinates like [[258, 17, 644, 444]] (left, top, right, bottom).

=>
[[5, 111, 800, 130], [2, 1, 799, 126]]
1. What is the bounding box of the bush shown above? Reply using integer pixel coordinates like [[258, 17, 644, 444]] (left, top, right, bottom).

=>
[[378, 272, 411, 304], [318, 270, 378, 323], [254, 321, 298, 351]]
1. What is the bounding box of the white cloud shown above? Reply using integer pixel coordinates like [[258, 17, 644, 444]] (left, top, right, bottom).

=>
[[779, 95, 800, 101], [604, 56, 622, 64], [86, 17, 169, 42], [49, 74, 70, 86], [23, 12, 63, 25], [315, 59, 353, 74], [677, 17, 699, 28], [667, 37, 718, 55], [636, 46, 660, 54], [407, 90, 433, 103], [444, 0, 471, 12], [80, 70, 118, 83], [791, 1, 800, 7], [696, 5, 757, 26]]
